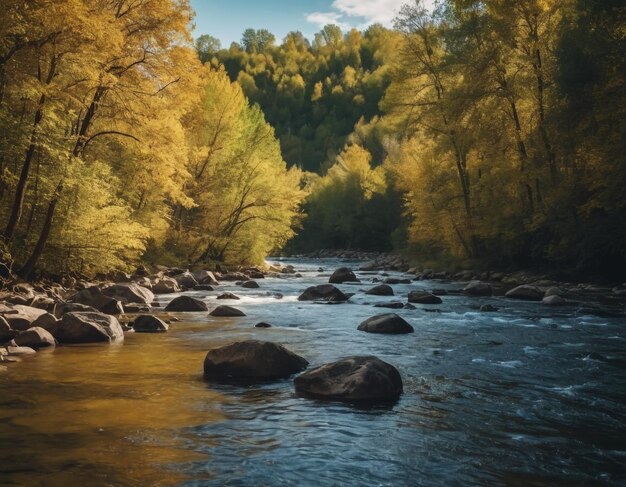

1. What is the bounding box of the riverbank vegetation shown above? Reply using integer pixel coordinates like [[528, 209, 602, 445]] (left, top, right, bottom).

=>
[[0, 0, 624, 280]]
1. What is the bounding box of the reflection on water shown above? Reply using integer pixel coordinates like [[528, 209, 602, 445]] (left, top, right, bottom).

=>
[[1, 258, 626, 486]]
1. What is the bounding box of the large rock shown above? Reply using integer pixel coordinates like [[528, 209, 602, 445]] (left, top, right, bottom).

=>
[[103, 283, 154, 304], [152, 277, 180, 294], [358, 313, 414, 334], [365, 284, 394, 296], [174, 272, 198, 289], [407, 290, 442, 305], [203, 340, 308, 380], [53, 302, 97, 318], [0, 316, 16, 342], [294, 356, 403, 402], [209, 305, 245, 317], [164, 296, 208, 312], [463, 281, 493, 297], [505, 285, 543, 301], [13, 327, 56, 349], [241, 280, 260, 289], [192, 270, 219, 285], [329, 267, 360, 284], [0, 305, 48, 331], [298, 284, 348, 302], [69, 287, 123, 314], [132, 315, 169, 333], [52, 312, 124, 344]]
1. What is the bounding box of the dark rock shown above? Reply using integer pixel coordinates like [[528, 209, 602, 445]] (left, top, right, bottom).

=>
[[463, 281, 493, 297], [358, 314, 414, 334], [403, 303, 417, 310], [479, 304, 499, 312], [374, 302, 404, 309], [255, 322, 272, 328], [123, 304, 150, 313], [294, 356, 403, 402], [0, 316, 16, 342], [0, 305, 48, 331], [132, 315, 169, 333], [103, 283, 154, 304], [220, 272, 249, 281], [69, 286, 123, 314], [152, 277, 180, 294], [365, 284, 394, 296], [164, 296, 208, 312], [209, 305, 245, 317], [194, 284, 214, 291], [407, 290, 442, 305], [53, 302, 97, 318], [52, 312, 124, 344], [241, 280, 260, 289], [505, 285, 544, 301], [383, 278, 411, 285], [203, 340, 307, 380], [329, 267, 360, 284], [298, 284, 348, 302], [108, 270, 131, 282], [174, 272, 198, 289], [217, 292, 240, 300], [13, 327, 56, 349]]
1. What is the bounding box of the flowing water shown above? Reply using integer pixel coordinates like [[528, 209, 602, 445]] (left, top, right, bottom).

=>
[[1, 258, 626, 486]]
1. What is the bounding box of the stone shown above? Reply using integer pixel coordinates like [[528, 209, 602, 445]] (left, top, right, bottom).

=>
[[298, 284, 348, 302], [132, 315, 169, 333], [329, 267, 360, 284], [108, 270, 132, 282], [383, 278, 411, 285], [479, 304, 499, 312], [255, 322, 272, 328], [30, 295, 56, 311], [209, 305, 246, 317], [102, 283, 154, 304], [31, 312, 58, 329], [294, 356, 403, 402], [203, 340, 308, 380], [358, 313, 414, 334], [134, 277, 153, 289], [544, 287, 565, 298], [407, 290, 442, 305], [69, 287, 123, 314], [220, 272, 249, 281], [0, 305, 48, 331], [194, 285, 214, 291], [373, 302, 404, 309], [174, 272, 198, 289], [0, 316, 16, 342], [151, 277, 180, 294], [6, 346, 37, 355], [53, 302, 97, 318], [505, 285, 544, 301], [191, 270, 219, 285], [542, 295, 568, 306], [52, 312, 124, 344], [13, 327, 56, 349], [164, 296, 208, 312], [365, 284, 394, 296], [241, 280, 260, 289], [217, 292, 240, 300], [463, 281, 493, 297]]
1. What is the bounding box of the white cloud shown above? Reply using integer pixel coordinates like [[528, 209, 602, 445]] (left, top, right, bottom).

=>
[[306, 0, 435, 31]]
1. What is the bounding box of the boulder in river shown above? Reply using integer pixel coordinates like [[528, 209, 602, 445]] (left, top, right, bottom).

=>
[[294, 356, 403, 402], [69, 286, 123, 314], [241, 280, 260, 289], [209, 305, 246, 317], [329, 267, 360, 284], [505, 285, 544, 301], [103, 283, 154, 304], [53, 302, 97, 318], [217, 292, 240, 300], [164, 296, 208, 312], [374, 302, 404, 309], [383, 278, 412, 285], [463, 281, 493, 297], [255, 322, 272, 328], [407, 290, 442, 305], [174, 272, 198, 289], [0, 305, 48, 331], [358, 313, 414, 334], [132, 315, 169, 333], [13, 327, 56, 349], [365, 284, 394, 296], [52, 312, 124, 344], [298, 284, 348, 302], [191, 269, 219, 285], [479, 304, 499, 312], [151, 277, 180, 294], [203, 340, 308, 380]]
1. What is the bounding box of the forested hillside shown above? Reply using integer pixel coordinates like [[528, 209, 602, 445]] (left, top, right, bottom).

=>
[[0, 0, 624, 279]]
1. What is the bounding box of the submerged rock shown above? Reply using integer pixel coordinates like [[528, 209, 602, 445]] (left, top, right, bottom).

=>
[[217, 292, 240, 300], [329, 267, 360, 284], [241, 280, 260, 289], [132, 315, 169, 333], [203, 340, 308, 380], [374, 302, 405, 309], [209, 305, 245, 317], [255, 322, 272, 328], [365, 284, 394, 296], [294, 356, 403, 402], [358, 313, 414, 334], [407, 290, 442, 305], [298, 284, 348, 302], [164, 296, 208, 312]]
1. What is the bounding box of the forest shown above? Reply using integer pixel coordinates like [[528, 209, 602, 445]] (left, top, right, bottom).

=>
[[0, 0, 624, 279]]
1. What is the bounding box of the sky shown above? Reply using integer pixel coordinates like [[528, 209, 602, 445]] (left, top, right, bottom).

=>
[[190, 0, 435, 47]]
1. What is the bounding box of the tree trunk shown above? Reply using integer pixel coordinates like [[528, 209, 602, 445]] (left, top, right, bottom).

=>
[[19, 181, 63, 279]]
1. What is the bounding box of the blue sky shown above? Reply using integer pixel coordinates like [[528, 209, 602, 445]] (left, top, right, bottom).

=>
[[190, 0, 434, 47]]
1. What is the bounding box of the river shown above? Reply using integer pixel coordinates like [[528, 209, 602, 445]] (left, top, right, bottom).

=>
[[1, 258, 625, 486]]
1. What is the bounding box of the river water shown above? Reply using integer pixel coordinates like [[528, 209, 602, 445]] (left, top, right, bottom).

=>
[[1, 258, 625, 486]]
